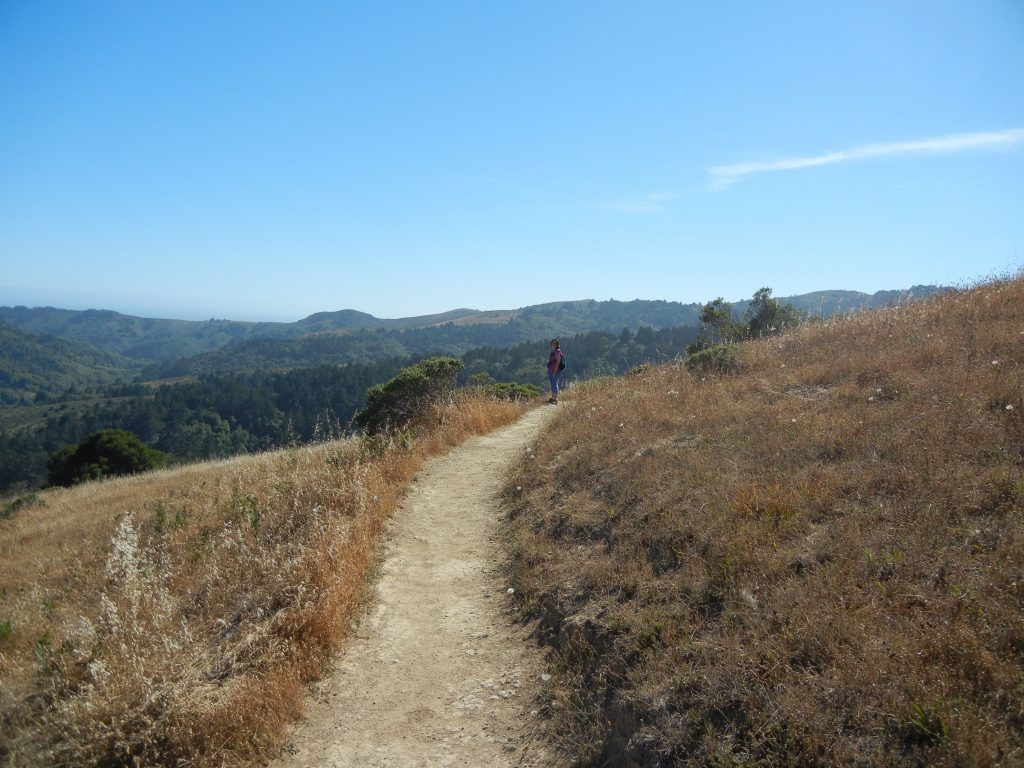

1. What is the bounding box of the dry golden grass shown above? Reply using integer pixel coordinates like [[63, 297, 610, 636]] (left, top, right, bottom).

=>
[[505, 277, 1024, 766], [0, 391, 525, 767]]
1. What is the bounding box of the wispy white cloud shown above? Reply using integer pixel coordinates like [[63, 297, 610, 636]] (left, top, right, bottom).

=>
[[602, 191, 680, 213], [709, 128, 1024, 191]]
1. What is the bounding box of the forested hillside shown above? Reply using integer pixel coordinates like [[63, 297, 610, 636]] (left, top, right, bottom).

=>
[[0, 324, 699, 493], [4, 288, 938, 369], [0, 321, 141, 406], [1, 299, 703, 365], [460, 325, 700, 384], [139, 312, 702, 380], [0, 359, 404, 492], [0, 307, 281, 361]]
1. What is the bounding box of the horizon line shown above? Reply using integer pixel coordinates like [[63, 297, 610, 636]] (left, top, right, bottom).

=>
[[2, 285, 951, 324]]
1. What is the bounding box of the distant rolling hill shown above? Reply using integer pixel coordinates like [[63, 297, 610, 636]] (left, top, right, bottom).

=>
[[0, 307, 280, 362], [0, 320, 142, 405], [138, 300, 714, 379], [0, 299, 710, 370], [0, 306, 484, 363], [779, 285, 948, 316], [2, 285, 948, 379]]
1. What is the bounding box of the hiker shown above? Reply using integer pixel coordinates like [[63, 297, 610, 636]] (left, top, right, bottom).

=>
[[547, 338, 563, 404]]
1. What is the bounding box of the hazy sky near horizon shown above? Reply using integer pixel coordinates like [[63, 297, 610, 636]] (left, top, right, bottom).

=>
[[2, 2, 1022, 322]]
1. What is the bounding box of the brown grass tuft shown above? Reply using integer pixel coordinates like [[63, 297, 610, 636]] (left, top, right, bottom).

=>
[[505, 277, 1024, 766], [0, 391, 525, 766]]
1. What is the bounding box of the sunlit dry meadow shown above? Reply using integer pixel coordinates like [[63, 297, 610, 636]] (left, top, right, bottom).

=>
[[506, 276, 1024, 766], [0, 393, 525, 767]]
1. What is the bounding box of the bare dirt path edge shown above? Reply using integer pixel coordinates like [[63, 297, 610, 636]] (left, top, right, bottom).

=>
[[272, 406, 563, 768]]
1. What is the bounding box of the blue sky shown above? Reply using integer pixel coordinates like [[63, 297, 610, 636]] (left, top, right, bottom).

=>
[[1, 1, 1022, 321]]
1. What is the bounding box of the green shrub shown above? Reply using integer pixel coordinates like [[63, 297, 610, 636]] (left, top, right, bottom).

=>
[[1, 491, 40, 520], [47, 429, 165, 487], [694, 288, 804, 348], [478, 382, 543, 401], [684, 344, 738, 375], [354, 356, 464, 435]]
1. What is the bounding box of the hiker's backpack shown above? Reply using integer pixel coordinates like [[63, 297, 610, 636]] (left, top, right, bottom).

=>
[[558, 352, 566, 372]]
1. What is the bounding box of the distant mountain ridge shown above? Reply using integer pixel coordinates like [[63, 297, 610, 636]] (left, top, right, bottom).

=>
[[0, 305, 527, 363], [779, 285, 946, 316], [1, 285, 947, 372]]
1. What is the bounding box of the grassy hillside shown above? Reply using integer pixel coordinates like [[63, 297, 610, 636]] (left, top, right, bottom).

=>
[[0, 321, 142, 406], [0, 392, 526, 766], [505, 277, 1022, 766]]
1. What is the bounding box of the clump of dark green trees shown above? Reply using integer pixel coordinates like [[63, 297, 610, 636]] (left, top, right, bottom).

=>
[[354, 357, 465, 435], [353, 356, 541, 436], [47, 429, 164, 487], [686, 287, 805, 373]]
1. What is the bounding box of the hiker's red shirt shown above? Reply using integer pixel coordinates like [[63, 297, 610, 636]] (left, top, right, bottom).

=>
[[548, 348, 562, 375]]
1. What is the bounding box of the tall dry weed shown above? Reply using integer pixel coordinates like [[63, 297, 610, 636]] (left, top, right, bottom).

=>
[[0, 392, 524, 766], [506, 277, 1024, 766]]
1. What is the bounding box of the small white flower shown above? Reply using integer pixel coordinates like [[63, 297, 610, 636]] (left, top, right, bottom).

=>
[[1007, 405, 1015, 411], [618, 423, 624, 428], [791, 418, 797, 423], [516, 485, 522, 491], [992, 360, 1000, 366], [868, 396, 875, 402]]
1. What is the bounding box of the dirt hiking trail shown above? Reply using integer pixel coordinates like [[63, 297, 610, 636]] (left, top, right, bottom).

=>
[[274, 407, 564, 768]]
